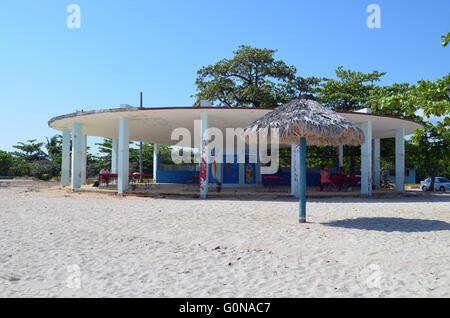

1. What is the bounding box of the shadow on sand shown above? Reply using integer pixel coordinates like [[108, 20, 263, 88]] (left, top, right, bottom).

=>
[[322, 217, 450, 233]]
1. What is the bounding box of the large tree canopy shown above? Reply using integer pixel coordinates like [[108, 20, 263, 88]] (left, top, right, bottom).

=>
[[12, 140, 47, 162], [194, 45, 319, 108], [380, 74, 450, 128], [316, 66, 386, 112]]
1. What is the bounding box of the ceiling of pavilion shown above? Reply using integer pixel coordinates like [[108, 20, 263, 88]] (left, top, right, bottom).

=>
[[48, 107, 423, 147]]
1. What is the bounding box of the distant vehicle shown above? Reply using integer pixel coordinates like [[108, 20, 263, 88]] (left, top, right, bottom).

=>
[[420, 177, 450, 192]]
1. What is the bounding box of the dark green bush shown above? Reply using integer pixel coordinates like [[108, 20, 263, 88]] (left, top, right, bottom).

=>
[[30, 161, 59, 180], [40, 173, 52, 181]]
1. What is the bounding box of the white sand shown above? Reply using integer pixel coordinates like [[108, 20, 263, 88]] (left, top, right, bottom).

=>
[[0, 185, 449, 298]]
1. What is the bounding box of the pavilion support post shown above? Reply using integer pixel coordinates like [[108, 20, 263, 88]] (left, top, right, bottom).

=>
[[81, 135, 87, 185], [298, 138, 307, 223], [71, 123, 83, 190], [395, 128, 405, 193], [118, 118, 130, 195], [373, 138, 381, 188], [338, 145, 344, 168], [239, 159, 245, 187], [256, 148, 262, 186], [200, 113, 209, 199], [291, 144, 300, 197], [361, 121, 373, 197], [153, 144, 159, 183], [61, 128, 71, 187], [111, 138, 118, 173]]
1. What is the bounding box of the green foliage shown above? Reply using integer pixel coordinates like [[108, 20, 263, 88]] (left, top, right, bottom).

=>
[[377, 73, 450, 184], [368, 83, 411, 116], [13, 139, 47, 162], [410, 123, 450, 188], [40, 174, 52, 181], [306, 146, 338, 169], [6, 140, 48, 176], [29, 161, 59, 180], [194, 45, 320, 108], [93, 138, 172, 173], [380, 74, 450, 128], [442, 32, 450, 47], [46, 135, 63, 166], [0, 150, 14, 176], [93, 138, 113, 171], [316, 66, 386, 111], [8, 157, 29, 176]]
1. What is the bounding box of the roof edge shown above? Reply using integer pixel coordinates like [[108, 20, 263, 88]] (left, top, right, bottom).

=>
[[48, 106, 424, 129]]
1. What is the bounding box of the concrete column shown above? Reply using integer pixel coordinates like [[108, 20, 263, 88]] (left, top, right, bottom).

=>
[[81, 135, 87, 185], [338, 145, 344, 168], [254, 145, 262, 186], [361, 121, 373, 197], [153, 144, 159, 183], [61, 129, 71, 187], [70, 123, 83, 190], [256, 160, 262, 186], [373, 139, 381, 188], [118, 118, 130, 195], [291, 144, 300, 197], [200, 113, 209, 199], [111, 138, 118, 173], [239, 160, 245, 187], [395, 128, 405, 193]]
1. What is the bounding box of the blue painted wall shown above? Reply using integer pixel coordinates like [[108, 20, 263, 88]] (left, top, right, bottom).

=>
[[261, 171, 321, 186], [158, 165, 324, 186], [158, 170, 198, 183]]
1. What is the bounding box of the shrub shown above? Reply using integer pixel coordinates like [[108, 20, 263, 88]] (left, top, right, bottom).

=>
[[0, 151, 14, 176], [40, 173, 52, 181], [30, 161, 59, 180]]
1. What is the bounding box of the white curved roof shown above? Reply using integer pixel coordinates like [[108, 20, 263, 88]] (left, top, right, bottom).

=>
[[48, 107, 423, 146]]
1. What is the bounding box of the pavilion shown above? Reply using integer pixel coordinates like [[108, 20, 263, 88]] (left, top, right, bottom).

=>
[[48, 103, 423, 197]]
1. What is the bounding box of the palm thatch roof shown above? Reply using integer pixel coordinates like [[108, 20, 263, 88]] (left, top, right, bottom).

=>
[[246, 97, 365, 146]]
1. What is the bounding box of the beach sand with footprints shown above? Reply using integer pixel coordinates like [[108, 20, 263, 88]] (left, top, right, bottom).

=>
[[0, 182, 449, 297]]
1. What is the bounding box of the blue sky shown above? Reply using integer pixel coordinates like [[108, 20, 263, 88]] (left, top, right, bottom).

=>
[[0, 0, 448, 153]]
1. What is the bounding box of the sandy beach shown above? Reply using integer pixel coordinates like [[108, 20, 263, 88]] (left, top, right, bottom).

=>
[[0, 184, 449, 298]]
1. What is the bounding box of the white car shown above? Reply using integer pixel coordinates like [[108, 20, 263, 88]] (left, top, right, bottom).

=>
[[420, 177, 450, 192]]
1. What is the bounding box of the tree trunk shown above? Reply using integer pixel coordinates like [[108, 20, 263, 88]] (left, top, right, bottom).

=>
[[431, 162, 440, 192], [426, 155, 439, 192], [350, 156, 355, 176]]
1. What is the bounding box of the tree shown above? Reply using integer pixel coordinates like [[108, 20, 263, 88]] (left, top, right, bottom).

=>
[[378, 72, 450, 187], [313, 66, 387, 173], [317, 66, 386, 111], [10, 140, 47, 176], [380, 74, 450, 128], [410, 123, 450, 191], [12, 139, 47, 162], [0, 151, 14, 176], [368, 83, 411, 117], [46, 135, 63, 166], [93, 138, 114, 172], [193, 45, 320, 108]]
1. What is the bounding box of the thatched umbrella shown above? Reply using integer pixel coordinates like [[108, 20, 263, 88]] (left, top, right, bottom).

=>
[[246, 96, 364, 223]]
